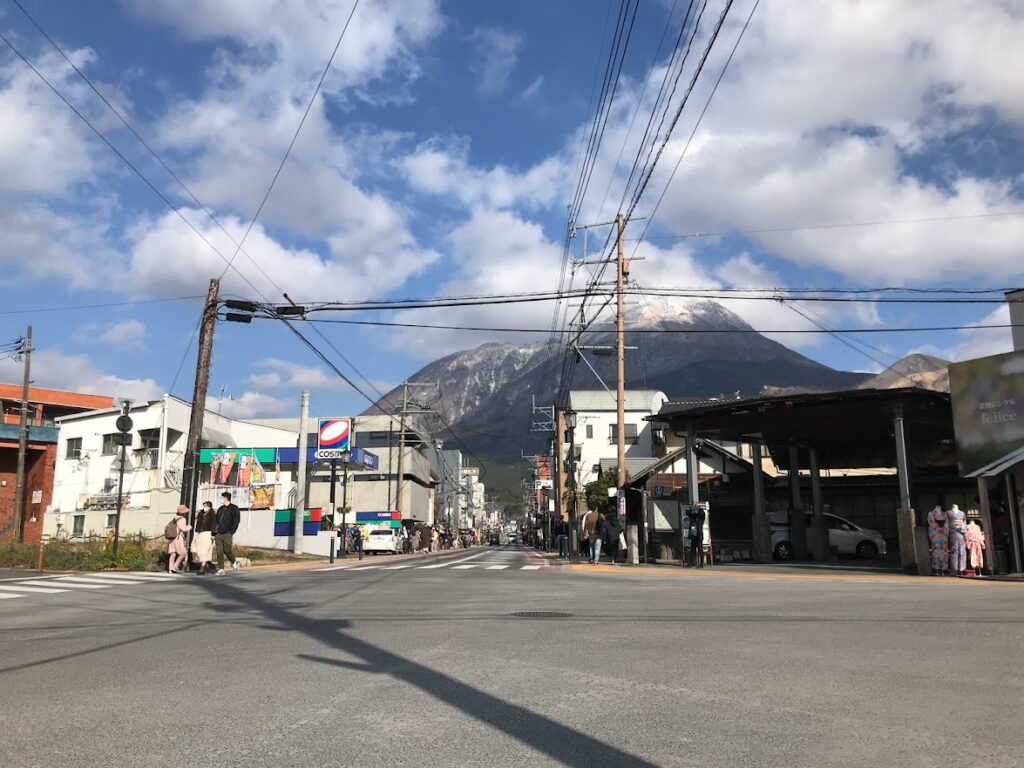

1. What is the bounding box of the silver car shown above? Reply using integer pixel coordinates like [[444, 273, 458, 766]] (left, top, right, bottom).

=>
[[771, 512, 887, 560]]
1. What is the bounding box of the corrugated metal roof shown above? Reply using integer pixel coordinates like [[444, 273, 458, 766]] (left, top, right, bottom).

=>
[[597, 457, 663, 477], [570, 390, 665, 412], [965, 445, 1024, 478]]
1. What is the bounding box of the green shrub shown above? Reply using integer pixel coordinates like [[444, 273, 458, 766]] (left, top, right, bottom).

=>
[[0, 533, 165, 571]]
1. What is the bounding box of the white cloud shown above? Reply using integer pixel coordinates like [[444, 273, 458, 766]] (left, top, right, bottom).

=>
[[916, 305, 1014, 362], [249, 357, 353, 391], [0, 349, 162, 402], [468, 27, 522, 97], [518, 75, 544, 103], [400, 140, 569, 210], [125, 208, 438, 301], [210, 390, 291, 419], [73, 319, 148, 351]]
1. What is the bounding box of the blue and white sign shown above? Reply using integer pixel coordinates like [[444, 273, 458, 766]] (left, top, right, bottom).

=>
[[317, 418, 350, 459]]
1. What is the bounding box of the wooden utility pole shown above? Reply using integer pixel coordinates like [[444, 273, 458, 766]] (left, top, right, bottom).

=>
[[394, 380, 409, 516], [294, 389, 310, 554], [13, 325, 32, 543], [615, 213, 627, 489], [179, 278, 220, 515]]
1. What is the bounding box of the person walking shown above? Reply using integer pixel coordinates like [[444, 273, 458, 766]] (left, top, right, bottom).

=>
[[191, 501, 217, 575], [591, 512, 608, 564], [166, 505, 192, 574], [411, 529, 421, 553], [605, 516, 622, 564], [214, 491, 241, 576], [554, 518, 569, 559]]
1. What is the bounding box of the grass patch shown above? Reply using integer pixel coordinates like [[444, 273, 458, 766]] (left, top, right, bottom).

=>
[[0, 533, 165, 572]]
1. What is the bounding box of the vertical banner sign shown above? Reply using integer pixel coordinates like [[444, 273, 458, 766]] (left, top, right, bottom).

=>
[[617, 489, 626, 518], [317, 418, 351, 460]]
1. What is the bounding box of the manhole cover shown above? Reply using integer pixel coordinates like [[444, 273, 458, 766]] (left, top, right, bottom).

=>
[[510, 611, 573, 619]]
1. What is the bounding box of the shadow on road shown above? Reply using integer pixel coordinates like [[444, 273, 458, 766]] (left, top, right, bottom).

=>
[[196, 578, 659, 768]]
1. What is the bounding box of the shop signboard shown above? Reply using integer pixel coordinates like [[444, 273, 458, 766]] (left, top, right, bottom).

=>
[[316, 418, 351, 459], [355, 511, 402, 529], [949, 349, 1024, 475]]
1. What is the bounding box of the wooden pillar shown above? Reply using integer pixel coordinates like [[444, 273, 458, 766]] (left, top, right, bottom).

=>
[[808, 447, 828, 561], [789, 445, 807, 560], [977, 477, 996, 573], [751, 441, 771, 563]]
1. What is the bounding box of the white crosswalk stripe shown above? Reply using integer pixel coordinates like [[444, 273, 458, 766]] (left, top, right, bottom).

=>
[[318, 559, 550, 574], [485, 565, 509, 570], [0, 571, 181, 609]]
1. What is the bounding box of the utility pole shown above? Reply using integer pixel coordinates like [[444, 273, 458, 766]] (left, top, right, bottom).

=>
[[294, 389, 310, 554], [12, 326, 32, 543], [179, 278, 220, 518], [394, 380, 409, 517], [615, 213, 627, 490], [112, 400, 133, 558]]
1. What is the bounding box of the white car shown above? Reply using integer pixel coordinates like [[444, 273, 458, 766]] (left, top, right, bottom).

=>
[[770, 511, 887, 560], [363, 528, 401, 554]]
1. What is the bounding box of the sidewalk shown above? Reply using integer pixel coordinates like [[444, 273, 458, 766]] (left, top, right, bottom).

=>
[[568, 561, 1024, 586]]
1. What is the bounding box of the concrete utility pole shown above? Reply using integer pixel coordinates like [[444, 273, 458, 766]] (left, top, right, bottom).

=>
[[179, 278, 220, 514], [615, 214, 627, 490], [294, 389, 310, 554], [13, 325, 32, 543], [394, 380, 409, 516]]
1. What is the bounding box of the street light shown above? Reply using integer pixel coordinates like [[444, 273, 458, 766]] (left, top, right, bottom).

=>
[[328, 448, 353, 562]]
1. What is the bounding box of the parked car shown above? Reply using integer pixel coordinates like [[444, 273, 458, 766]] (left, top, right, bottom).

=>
[[363, 528, 401, 554], [770, 511, 887, 560], [507, 531, 519, 544], [488, 531, 501, 546]]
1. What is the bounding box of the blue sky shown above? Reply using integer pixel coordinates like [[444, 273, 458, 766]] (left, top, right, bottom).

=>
[[1, 0, 1023, 419]]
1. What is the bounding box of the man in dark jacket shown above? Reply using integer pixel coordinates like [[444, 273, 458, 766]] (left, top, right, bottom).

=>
[[215, 491, 241, 575], [554, 519, 569, 559]]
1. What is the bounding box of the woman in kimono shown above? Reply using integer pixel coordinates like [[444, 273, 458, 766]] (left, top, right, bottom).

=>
[[926, 505, 949, 575], [965, 519, 986, 574]]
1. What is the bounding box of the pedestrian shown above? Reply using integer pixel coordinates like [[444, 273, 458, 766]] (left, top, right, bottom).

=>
[[689, 505, 706, 568], [214, 490, 241, 576], [966, 519, 986, 573], [605, 516, 622, 564], [166, 505, 192, 574], [590, 512, 608, 564], [191, 501, 217, 575], [947, 504, 967, 576], [926, 505, 949, 575], [430, 527, 439, 552], [553, 518, 568, 558], [411, 529, 421, 552]]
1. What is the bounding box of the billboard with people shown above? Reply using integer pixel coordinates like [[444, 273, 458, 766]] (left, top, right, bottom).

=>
[[949, 349, 1024, 475]]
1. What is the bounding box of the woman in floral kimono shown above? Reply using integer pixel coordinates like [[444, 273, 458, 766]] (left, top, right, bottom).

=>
[[965, 519, 986, 573], [926, 505, 949, 575]]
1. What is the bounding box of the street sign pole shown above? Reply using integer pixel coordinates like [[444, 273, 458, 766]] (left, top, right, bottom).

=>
[[112, 402, 133, 559], [329, 459, 337, 564]]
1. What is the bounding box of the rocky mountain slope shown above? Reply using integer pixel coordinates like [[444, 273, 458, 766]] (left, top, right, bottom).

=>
[[857, 353, 950, 392]]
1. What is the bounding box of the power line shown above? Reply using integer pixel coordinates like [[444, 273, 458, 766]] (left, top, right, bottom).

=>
[[629, 209, 1024, 241], [266, 315, 1024, 336], [0, 29, 267, 297], [0, 295, 203, 316], [629, 0, 759, 250], [217, 0, 361, 284]]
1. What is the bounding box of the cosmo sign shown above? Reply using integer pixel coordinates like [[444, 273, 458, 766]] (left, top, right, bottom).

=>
[[316, 418, 351, 460]]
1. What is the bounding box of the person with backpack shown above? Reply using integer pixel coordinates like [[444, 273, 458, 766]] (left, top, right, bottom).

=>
[[166, 505, 192, 574], [214, 491, 241, 576]]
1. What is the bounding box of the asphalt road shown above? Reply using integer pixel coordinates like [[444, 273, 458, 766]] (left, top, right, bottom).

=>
[[2, 546, 1022, 768]]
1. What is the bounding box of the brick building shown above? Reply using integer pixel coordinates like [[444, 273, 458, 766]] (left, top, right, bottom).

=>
[[0, 384, 114, 544]]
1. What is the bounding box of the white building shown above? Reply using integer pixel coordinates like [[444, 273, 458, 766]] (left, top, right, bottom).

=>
[[47, 395, 297, 539], [568, 390, 671, 489]]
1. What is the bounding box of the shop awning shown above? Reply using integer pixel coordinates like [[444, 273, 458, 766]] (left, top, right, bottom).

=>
[[965, 444, 1024, 478]]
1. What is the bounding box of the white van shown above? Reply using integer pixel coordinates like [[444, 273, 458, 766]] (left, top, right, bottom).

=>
[[770, 511, 887, 561], [363, 528, 401, 554]]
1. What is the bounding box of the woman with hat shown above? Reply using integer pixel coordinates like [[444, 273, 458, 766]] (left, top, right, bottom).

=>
[[167, 504, 192, 574]]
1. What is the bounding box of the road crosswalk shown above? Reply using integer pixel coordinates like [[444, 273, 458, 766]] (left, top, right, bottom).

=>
[[314, 551, 554, 574], [0, 571, 179, 606]]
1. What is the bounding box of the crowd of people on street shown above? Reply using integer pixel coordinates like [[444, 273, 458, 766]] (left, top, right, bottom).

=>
[[549, 509, 625, 564], [166, 491, 241, 576], [927, 503, 986, 576]]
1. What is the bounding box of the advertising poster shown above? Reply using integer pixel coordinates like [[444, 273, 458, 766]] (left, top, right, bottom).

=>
[[949, 350, 1024, 475]]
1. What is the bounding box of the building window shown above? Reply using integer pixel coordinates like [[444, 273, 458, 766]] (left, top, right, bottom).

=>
[[106, 514, 117, 529], [101, 433, 122, 455], [73, 515, 85, 537], [585, 424, 593, 440], [66, 437, 83, 460], [609, 423, 638, 445]]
